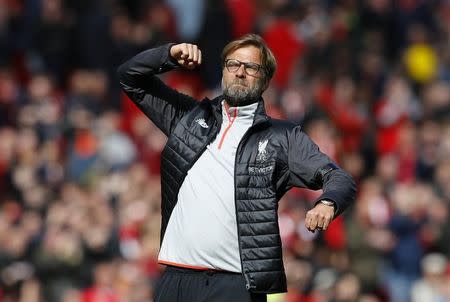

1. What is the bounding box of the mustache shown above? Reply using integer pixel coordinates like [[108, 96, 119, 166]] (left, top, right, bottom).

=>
[[231, 79, 247, 86]]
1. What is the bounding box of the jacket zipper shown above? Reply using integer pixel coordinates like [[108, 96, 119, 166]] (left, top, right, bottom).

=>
[[234, 128, 252, 290], [234, 121, 267, 291], [218, 107, 237, 149]]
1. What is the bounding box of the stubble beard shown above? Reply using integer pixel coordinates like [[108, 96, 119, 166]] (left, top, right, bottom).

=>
[[222, 78, 264, 107]]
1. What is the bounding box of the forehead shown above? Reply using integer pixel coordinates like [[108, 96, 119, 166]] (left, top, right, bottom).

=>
[[226, 45, 261, 64]]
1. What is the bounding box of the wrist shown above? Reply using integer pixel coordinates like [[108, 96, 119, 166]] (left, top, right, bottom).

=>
[[319, 199, 337, 216]]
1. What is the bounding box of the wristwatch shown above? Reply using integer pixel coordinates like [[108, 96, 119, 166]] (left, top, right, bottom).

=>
[[319, 199, 335, 207], [319, 199, 336, 214]]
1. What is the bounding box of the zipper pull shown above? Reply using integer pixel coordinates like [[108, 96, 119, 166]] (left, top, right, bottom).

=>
[[244, 274, 252, 290]]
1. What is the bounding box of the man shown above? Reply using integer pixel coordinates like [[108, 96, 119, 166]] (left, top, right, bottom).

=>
[[117, 34, 356, 302]]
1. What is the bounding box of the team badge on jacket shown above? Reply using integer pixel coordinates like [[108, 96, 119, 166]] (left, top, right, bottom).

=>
[[195, 118, 209, 128], [256, 140, 268, 162]]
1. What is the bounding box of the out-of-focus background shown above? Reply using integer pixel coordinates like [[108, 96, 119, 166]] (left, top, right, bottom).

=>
[[0, 0, 449, 301]]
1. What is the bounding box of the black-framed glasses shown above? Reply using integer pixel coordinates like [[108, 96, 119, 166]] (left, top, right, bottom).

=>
[[224, 59, 263, 76]]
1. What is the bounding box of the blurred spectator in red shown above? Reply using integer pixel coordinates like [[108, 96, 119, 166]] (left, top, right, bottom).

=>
[[262, 13, 305, 89], [374, 75, 420, 155], [315, 75, 369, 152], [224, 0, 256, 38], [81, 262, 118, 302]]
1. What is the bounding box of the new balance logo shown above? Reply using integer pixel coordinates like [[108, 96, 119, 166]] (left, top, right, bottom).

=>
[[195, 118, 209, 128]]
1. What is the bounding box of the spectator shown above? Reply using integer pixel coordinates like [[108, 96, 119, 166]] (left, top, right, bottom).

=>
[[411, 253, 449, 302]]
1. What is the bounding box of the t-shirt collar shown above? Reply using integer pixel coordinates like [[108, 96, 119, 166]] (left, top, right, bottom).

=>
[[222, 100, 258, 119]]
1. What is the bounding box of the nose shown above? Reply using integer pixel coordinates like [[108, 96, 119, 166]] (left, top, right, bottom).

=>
[[235, 64, 246, 77]]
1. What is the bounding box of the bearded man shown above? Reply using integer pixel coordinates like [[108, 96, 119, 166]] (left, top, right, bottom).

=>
[[117, 34, 356, 302]]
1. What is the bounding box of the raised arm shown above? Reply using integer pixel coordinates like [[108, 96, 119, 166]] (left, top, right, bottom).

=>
[[117, 43, 202, 136]]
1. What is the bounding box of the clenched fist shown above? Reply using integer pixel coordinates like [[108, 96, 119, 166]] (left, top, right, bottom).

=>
[[170, 43, 202, 69], [305, 202, 335, 232]]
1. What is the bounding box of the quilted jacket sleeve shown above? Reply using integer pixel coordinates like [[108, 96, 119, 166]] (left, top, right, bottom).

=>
[[117, 44, 198, 136], [287, 126, 356, 216]]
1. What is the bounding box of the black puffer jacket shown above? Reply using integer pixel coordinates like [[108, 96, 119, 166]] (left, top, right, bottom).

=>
[[117, 44, 356, 293]]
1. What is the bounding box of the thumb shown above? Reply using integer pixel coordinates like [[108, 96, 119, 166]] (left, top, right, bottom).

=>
[[170, 44, 188, 60]]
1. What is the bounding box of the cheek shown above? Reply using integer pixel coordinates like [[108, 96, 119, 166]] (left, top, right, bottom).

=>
[[222, 71, 231, 84], [249, 78, 263, 90], [223, 72, 239, 87]]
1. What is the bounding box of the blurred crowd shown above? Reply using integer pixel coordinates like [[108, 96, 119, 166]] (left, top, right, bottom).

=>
[[1, 0, 450, 301]]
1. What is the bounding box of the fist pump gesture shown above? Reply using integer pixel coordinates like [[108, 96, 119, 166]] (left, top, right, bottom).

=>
[[170, 43, 202, 69]]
